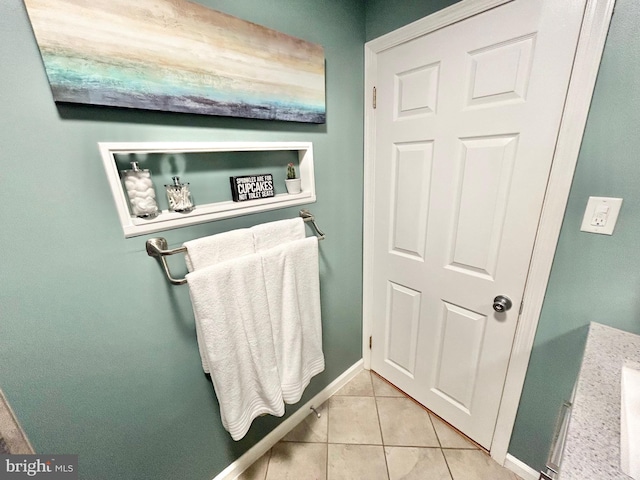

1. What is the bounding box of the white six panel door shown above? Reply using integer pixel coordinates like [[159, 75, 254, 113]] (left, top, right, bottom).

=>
[[370, 0, 586, 449]]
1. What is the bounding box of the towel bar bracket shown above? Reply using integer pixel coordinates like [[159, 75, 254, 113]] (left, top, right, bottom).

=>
[[146, 237, 168, 257], [146, 210, 325, 285], [300, 209, 326, 240]]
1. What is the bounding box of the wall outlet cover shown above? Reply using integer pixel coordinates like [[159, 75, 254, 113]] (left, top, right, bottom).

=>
[[580, 196, 623, 235]]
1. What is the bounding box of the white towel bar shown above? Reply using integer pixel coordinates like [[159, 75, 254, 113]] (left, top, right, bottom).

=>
[[146, 209, 325, 285]]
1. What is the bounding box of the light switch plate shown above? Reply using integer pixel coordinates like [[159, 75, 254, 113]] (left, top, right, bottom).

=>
[[580, 196, 623, 235]]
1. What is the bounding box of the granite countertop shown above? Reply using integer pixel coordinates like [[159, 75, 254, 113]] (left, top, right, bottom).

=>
[[561, 322, 640, 479]]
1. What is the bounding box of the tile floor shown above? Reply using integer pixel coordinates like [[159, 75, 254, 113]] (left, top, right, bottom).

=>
[[238, 370, 523, 480]]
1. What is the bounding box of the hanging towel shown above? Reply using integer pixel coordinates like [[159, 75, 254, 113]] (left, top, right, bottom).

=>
[[184, 229, 254, 272], [251, 218, 306, 252], [184, 229, 256, 372], [186, 254, 285, 440], [261, 236, 325, 404]]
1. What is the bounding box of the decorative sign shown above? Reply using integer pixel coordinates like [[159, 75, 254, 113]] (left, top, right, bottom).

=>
[[230, 174, 275, 202], [23, 0, 326, 123]]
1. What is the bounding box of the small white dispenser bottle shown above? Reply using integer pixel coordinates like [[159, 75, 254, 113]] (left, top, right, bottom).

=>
[[122, 161, 159, 218]]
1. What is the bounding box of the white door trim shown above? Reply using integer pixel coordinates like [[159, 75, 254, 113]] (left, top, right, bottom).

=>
[[362, 0, 615, 466]]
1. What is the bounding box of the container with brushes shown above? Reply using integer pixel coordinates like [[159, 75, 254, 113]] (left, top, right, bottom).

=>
[[121, 161, 159, 218], [165, 176, 195, 213]]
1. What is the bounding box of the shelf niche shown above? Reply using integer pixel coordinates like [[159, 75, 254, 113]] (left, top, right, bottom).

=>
[[99, 141, 316, 238]]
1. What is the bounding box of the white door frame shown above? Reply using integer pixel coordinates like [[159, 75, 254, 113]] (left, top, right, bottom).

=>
[[362, 0, 615, 465]]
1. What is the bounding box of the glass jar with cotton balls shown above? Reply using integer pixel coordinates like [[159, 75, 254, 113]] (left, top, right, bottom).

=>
[[121, 161, 159, 218]]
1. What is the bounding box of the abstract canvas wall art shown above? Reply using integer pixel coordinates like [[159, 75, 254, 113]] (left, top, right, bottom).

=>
[[23, 0, 326, 123]]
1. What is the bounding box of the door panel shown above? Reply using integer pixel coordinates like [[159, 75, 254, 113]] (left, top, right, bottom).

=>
[[434, 301, 486, 413], [370, 0, 586, 449], [467, 34, 535, 107], [449, 134, 518, 278], [395, 63, 440, 118], [390, 142, 433, 259], [384, 282, 421, 377]]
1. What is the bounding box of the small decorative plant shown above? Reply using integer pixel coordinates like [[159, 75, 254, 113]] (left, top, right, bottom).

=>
[[286, 163, 297, 180], [285, 163, 301, 194]]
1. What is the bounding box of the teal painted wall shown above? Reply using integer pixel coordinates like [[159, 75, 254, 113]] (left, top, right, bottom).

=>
[[0, 1, 364, 479], [509, 0, 640, 470], [365, 0, 460, 41]]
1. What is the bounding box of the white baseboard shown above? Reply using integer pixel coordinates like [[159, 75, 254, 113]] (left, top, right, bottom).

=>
[[504, 453, 539, 480], [212, 359, 365, 480]]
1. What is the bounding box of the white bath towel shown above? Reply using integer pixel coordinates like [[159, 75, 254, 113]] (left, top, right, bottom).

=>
[[183, 229, 254, 272], [184, 229, 256, 372], [261, 237, 325, 404], [251, 218, 306, 252], [186, 254, 285, 440]]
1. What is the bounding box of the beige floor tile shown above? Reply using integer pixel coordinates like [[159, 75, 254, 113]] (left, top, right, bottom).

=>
[[385, 447, 452, 480], [328, 396, 382, 445], [372, 374, 405, 397], [443, 449, 518, 480], [335, 370, 374, 396], [429, 414, 478, 449], [265, 442, 327, 480], [282, 402, 328, 443], [237, 450, 270, 480], [328, 444, 388, 480], [376, 397, 439, 447]]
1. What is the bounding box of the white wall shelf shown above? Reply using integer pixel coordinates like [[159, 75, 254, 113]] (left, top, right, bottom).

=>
[[99, 141, 316, 238]]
